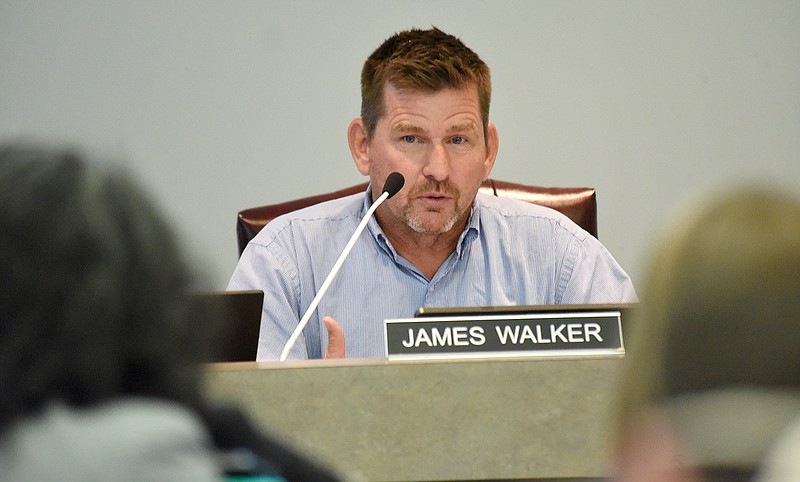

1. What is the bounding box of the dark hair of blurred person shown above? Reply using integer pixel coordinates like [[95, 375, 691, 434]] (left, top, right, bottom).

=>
[[0, 144, 211, 427], [613, 186, 800, 482], [0, 143, 344, 482]]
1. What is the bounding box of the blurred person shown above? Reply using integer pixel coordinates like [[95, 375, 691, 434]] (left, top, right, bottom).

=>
[[229, 27, 637, 360], [756, 415, 800, 482], [612, 186, 800, 482], [0, 143, 343, 481]]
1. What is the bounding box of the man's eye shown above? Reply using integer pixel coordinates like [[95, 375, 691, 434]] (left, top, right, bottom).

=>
[[402, 135, 416, 143], [451, 136, 465, 145]]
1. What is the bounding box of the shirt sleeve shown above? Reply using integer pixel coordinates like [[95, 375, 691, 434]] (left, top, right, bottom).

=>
[[558, 235, 638, 304], [227, 240, 314, 360]]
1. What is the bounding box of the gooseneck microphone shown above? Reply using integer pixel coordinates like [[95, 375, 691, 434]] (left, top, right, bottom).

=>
[[279, 172, 405, 361], [381, 171, 405, 199]]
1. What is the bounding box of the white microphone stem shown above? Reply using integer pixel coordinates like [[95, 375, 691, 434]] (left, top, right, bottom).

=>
[[279, 191, 390, 361]]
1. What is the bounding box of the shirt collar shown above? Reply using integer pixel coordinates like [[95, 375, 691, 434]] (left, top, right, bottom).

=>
[[363, 184, 482, 261]]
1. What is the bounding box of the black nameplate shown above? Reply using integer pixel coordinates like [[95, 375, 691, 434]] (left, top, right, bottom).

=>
[[384, 311, 624, 361]]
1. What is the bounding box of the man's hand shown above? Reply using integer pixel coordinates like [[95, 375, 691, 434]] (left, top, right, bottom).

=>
[[323, 316, 346, 359]]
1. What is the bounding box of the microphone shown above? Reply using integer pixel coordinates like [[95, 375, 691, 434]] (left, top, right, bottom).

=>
[[382, 171, 405, 199], [279, 172, 405, 360]]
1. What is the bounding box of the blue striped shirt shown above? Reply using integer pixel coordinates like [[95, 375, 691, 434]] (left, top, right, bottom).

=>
[[228, 188, 637, 360]]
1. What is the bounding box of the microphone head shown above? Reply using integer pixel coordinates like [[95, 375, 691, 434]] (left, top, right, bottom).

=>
[[382, 172, 405, 199]]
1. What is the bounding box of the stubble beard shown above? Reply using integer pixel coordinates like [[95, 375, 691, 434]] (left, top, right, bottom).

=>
[[404, 208, 462, 235], [402, 182, 464, 235]]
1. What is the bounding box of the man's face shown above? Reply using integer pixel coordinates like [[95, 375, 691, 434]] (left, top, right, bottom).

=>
[[357, 84, 497, 237]]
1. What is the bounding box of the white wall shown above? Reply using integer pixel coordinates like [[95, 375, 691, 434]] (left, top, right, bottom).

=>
[[2, 0, 799, 290]]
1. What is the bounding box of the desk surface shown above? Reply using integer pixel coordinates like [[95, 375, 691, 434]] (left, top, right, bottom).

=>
[[205, 356, 622, 481]]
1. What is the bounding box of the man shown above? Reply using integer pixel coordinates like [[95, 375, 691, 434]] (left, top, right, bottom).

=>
[[229, 27, 637, 360]]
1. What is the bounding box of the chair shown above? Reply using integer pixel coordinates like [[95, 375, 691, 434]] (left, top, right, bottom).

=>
[[236, 179, 597, 256]]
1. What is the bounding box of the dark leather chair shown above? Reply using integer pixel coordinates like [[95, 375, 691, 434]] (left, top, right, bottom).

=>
[[236, 179, 597, 256]]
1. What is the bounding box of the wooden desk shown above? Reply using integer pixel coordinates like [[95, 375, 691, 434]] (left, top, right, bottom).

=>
[[205, 356, 622, 481]]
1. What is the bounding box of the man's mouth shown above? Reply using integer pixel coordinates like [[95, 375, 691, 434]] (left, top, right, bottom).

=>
[[415, 191, 452, 205]]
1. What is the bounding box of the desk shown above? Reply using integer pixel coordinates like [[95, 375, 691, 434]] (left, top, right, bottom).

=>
[[205, 356, 622, 481]]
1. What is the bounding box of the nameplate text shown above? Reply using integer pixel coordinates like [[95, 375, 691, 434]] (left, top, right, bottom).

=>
[[384, 311, 624, 361]]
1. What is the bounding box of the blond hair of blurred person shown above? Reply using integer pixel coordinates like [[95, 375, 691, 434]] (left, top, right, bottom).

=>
[[613, 185, 800, 482]]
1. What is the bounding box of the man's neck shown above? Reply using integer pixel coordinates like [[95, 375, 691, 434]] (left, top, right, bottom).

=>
[[381, 218, 467, 281]]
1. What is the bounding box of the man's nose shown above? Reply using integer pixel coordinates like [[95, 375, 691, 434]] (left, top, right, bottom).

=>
[[421, 143, 450, 181]]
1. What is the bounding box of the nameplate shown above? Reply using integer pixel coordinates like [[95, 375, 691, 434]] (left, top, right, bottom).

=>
[[384, 311, 624, 361]]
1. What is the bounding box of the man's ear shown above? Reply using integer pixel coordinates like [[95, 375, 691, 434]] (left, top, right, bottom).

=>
[[348, 118, 370, 175], [483, 122, 499, 180]]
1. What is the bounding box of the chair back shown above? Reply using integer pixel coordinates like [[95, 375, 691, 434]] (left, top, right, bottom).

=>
[[236, 179, 597, 256]]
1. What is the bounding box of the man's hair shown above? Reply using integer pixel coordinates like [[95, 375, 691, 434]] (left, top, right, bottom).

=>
[[0, 144, 215, 432], [360, 27, 491, 140]]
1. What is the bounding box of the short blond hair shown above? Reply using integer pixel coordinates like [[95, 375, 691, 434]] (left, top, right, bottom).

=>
[[617, 186, 800, 429]]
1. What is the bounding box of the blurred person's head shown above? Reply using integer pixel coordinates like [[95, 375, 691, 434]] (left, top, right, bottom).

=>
[[0, 143, 214, 433], [614, 186, 800, 482]]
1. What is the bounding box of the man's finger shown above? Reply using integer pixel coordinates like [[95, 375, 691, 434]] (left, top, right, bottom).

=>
[[323, 316, 346, 359]]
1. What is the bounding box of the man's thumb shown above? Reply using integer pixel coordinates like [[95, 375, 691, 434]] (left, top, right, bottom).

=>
[[323, 316, 346, 359]]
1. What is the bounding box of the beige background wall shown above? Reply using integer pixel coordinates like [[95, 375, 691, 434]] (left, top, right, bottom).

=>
[[2, 0, 799, 291]]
